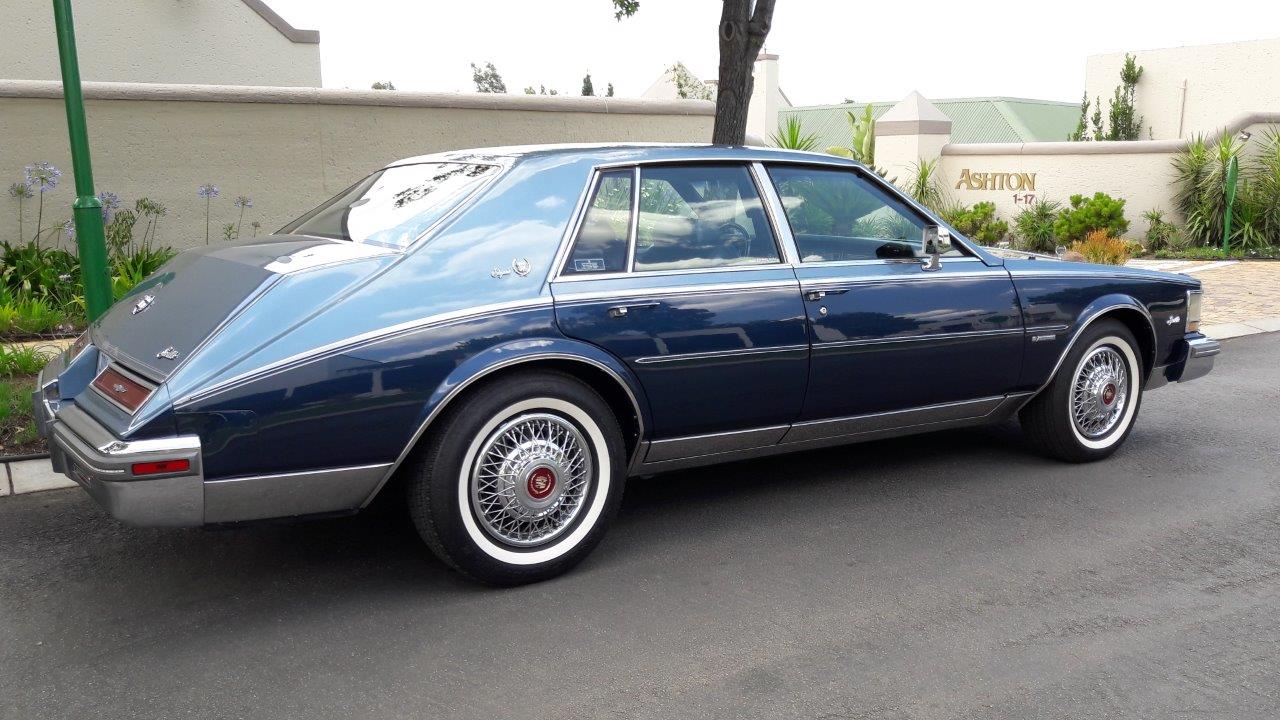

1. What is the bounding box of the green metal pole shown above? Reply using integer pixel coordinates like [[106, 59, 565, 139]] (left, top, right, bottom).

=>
[[52, 0, 113, 321], [1223, 155, 1239, 252]]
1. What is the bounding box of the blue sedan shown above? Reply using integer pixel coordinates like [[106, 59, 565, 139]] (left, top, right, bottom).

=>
[[35, 144, 1219, 584]]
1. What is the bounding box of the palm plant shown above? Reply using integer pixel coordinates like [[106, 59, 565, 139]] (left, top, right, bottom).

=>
[[1014, 198, 1062, 253], [902, 158, 944, 212], [826, 105, 877, 165], [1249, 128, 1280, 240], [770, 116, 819, 151]]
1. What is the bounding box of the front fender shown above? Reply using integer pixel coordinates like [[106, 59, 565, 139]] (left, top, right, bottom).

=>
[[1025, 293, 1156, 391]]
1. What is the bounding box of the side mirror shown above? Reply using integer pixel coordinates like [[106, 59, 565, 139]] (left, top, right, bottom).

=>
[[921, 225, 947, 271]]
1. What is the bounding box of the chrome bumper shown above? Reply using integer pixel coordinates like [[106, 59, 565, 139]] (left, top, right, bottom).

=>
[[1146, 335, 1221, 389], [34, 361, 205, 527]]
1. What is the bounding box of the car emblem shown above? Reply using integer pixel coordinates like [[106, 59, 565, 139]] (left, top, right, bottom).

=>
[[156, 346, 180, 360], [131, 294, 155, 315], [1167, 315, 1181, 325], [490, 266, 511, 279], [111, 383, 128, 394], [511, 258, 531, 277]]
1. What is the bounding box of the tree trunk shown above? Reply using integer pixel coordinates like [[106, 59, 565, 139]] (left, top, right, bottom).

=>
[[712, 0, 776, 145]]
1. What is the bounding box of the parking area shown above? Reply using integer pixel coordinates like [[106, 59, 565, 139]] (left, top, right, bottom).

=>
[[1, 334, 1276, 718]]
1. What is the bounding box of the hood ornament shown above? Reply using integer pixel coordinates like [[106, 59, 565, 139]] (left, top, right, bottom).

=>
[[132, 294, 155, 315], [157, 346, 180, 360]]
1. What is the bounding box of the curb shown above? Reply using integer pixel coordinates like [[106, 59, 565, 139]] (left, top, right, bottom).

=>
[[1200, 316, 1280, 340], [2, 457, 75, 497]]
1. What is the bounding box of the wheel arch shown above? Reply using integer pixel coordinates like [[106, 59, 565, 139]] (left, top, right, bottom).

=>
[[1039, 295, 1157, 395], [361, 337, 649, 506]]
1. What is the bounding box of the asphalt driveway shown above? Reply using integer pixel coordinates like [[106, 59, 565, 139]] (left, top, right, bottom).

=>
[[2, 334, 1277, 719]]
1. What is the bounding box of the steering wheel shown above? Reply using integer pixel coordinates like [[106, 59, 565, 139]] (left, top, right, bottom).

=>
[[716, 222, 751, 258]]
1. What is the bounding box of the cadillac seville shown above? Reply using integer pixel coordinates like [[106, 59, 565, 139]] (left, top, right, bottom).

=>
[[35, 144, 1220, 584]]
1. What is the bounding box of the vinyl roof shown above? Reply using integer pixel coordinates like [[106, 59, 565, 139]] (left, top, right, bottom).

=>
[[782, 97, 1080, 145]]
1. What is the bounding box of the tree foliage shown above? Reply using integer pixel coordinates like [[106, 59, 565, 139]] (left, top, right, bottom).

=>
[[470, 62, 507, 93], [370, 81, 396, 90], [1070, 54, 1144, 141], [581, 72, 595, 96], [612, 0, 776, 145]]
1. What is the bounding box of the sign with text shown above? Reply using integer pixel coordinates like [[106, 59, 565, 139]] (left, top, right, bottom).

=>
[[954, 169, 1037, 192]]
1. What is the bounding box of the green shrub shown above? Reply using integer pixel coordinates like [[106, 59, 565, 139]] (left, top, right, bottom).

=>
[[1141, 209, 1182, 252], [12, 297, 65, 335], [1053, 192, 1129, 244], [944, 201, 1008, 244], [0, 344, 51, 376], [1014, 198, 1061, 253]]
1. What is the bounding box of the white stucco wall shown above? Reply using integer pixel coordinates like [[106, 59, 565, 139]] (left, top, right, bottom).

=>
[[1085, 38, 1280, 140], [2, 0, 321, 87], [937, 116, 1280, 240], [0, 81, 714, 250], [746, 54, 789, 142]]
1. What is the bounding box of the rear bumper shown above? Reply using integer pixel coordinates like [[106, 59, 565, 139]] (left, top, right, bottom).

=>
[[1146, 334, 1221, 390], [34, 362, 205, 527]]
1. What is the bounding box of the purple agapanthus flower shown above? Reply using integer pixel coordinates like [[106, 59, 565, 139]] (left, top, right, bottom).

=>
[[197, 184, 220, 199], [98, 191, 122, 222], [24, 162, 61, 192], [63, 219, 76, 241], [233, 195, 253, 209], [8, 182, 32, 199]]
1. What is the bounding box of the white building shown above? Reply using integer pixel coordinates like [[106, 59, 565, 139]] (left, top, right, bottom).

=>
[[1085, 36, 1280, 140], [642, 52, 791, 141], [3, 0, 322, 87]]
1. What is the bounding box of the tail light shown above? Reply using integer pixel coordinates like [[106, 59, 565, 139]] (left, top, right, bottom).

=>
[[91, 364, 156, 414], [131, 459, 191, 476], [1186, 290, 1202, 333]]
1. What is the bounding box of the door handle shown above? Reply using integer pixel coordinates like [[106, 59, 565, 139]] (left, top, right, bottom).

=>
[[608, 302, 659, 318], [804, 289, 846, 301]]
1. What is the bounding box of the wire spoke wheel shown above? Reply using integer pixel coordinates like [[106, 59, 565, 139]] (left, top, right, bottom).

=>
[[1070, 345, 1130, 439], [469, 412, 593, 547]]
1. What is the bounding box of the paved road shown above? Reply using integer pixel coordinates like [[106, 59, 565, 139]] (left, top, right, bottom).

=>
[[2, 334, 1278, 719]]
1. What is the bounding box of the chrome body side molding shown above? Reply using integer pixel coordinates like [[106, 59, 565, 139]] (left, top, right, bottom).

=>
[[204, 463, 392, 524], [634, 393, 1031, 474]]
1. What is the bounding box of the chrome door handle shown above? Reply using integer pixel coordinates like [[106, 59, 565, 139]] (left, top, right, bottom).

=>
[[804, 289, 846, 301], [608, 302, 658, 318]]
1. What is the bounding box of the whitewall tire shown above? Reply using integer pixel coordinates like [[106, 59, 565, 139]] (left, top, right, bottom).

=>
[[407, 370, 626, 585], [1020, 319, 1145, 462]]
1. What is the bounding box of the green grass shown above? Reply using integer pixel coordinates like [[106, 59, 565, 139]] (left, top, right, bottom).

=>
[[0, 375, 40, 455], [0, 344, 53, 377], [1152, 246, 1280, 260]]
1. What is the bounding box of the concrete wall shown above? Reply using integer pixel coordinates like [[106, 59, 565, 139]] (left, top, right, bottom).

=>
[[0, 80, 714, 250], [934, 114, 1280, 240], [1085, 38, 1280, 140], [3, 0, 321, 87]]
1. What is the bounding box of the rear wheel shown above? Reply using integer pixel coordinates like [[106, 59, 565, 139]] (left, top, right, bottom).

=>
[[1020, 319, 1144, 462], [406, 370, 625, 585]]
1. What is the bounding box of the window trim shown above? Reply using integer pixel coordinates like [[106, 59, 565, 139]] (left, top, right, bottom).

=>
[[757, 161, 977, 265], [554, 162, 788, 282]]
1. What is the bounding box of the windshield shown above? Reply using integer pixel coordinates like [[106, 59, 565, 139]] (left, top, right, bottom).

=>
[[280, 162, 500, 249]]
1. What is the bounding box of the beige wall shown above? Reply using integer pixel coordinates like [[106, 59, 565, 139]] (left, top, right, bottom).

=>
[[1085, 38, 1280, 140], [936, 117, 1280, 240], [3, 0, 321, 87], [0, 81, 714, 250]]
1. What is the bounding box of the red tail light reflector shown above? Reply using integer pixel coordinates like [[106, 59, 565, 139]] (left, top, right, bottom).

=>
[[131, 459, 190, 476]]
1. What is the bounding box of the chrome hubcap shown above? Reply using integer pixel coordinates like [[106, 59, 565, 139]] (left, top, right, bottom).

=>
[[1071, 346, 1129, 438], [470, 412, 592, 546]]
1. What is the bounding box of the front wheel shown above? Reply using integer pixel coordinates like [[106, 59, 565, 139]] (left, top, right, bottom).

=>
[[406, 370, 626, 585], [1020, 319, 1144, 462]]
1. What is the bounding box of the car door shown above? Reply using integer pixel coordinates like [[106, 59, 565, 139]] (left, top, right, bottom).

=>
[[552, 163, 809, 461], [763, 163, 1023, 437]]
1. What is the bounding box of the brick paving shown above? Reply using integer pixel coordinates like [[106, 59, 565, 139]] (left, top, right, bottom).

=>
[[1192, 261, 1280, 325]]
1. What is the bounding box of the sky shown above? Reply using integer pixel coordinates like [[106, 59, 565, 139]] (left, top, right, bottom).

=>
[[267, 0, 1280, 105]]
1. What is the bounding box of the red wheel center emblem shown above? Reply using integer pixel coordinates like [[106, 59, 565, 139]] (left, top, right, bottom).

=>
[[1102, 384, 1116, 405], [527, 467, 556, 500]]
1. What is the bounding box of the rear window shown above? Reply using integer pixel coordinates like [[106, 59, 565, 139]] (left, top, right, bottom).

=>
[[280, 162, 499, 249]]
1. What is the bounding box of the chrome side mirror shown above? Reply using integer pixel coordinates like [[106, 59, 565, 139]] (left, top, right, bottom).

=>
[[921, 225, 946, 272]]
